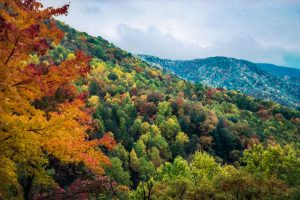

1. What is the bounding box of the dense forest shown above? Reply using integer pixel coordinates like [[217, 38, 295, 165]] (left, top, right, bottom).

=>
[[1, 1, 300, 200]]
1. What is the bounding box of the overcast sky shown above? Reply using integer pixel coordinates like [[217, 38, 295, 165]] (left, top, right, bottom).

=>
[[42, 0, 300, 68]]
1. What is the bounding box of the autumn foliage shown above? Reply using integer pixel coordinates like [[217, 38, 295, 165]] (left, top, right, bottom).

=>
[[1, 0, 300, 200], [0, 1, 114, 199]]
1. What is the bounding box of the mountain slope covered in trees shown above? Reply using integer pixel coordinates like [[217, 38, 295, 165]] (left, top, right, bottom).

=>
[[55, 22, 300, 199], [139, 55, 300, 108], [256, 63, 300, 80], [1, 1, 300, 199]]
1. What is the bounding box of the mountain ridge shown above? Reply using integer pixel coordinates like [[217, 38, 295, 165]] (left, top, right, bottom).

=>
[[139, 54, 300, 108], [256, 63, 300, 79], [138, 54, 300, 73]]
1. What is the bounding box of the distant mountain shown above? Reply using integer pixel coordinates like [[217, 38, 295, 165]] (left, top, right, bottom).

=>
[[139, 55, 300, 108], [256, 63, 300, 80]]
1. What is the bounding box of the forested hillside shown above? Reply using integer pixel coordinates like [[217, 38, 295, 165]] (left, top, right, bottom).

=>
[[256, 63, 300, 80], [1, 1, 300, 200], [139, 55, 300, 108]]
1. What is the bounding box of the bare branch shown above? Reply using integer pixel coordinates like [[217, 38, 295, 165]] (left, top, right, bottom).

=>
[[5, 37, 19, 65], [1, 135, 12, 143]]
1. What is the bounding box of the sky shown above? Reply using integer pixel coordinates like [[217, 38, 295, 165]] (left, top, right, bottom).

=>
[[42, 0, 300, 68]]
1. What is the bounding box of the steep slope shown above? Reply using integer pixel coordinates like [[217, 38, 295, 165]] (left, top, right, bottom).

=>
[[47, 21, 300, 198], [139, 55, 300, 108], [56, 21, 300, 161]]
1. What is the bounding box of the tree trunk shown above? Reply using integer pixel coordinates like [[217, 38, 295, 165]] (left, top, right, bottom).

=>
[[21, 175, 34, 200]]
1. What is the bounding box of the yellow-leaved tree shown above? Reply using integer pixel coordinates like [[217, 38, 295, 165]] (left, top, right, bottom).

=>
[[0, 1, 114, 199]]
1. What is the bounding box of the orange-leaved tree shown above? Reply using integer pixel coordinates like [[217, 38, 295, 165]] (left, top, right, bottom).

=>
[[0, 1, 115, 199]]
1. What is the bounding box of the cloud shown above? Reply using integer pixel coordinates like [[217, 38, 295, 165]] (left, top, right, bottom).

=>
[[114, 24, 202, 59], [41, 0, 300, 68], [203, 36, 300, 67], [114, 24, 300, 67], [82, 6, 100, 14]]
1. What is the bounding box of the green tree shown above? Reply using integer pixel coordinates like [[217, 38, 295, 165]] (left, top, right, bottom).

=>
[[190, 151, 223, 181], [159, 116, 181, 141], [149, 147, 163, 168], [242, 144, 300, 187], [156, 101, 173, 125], [138, 157, 156, 181], [108, 72, 119, 81], [155, 157, 192, 199], [105, 157, 131, 186]]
